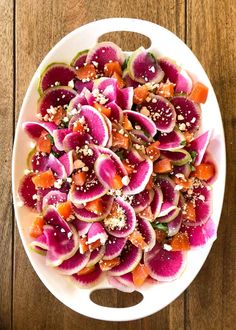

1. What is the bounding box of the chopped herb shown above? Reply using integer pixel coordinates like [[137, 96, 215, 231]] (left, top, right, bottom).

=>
[[190, 164, 196, 171], [115, 150, 125, 160], [122, 58, 128, 71], [152, 222, 168, 232], [148, 52, 157, 62], [180, 140, 187, 146], [47, 134, 54, 145], [189, 150, 198, 162], [51, 150, 60, 158]]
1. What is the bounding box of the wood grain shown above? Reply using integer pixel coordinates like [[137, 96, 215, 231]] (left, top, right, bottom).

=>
[[186, 1, 236, 329], [0, 1, 14, 330]]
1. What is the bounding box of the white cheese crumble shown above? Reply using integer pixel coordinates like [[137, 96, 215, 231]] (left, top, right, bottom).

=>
[[68, 80, 74, 88], [121, 176, 130, 186], [163, 244, 172, 251], [54, 179, 63, 189]]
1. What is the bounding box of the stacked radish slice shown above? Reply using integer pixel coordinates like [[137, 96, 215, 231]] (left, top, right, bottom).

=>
[[19, 42, 216, 291]]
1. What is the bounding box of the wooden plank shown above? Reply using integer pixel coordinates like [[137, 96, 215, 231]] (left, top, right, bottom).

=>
[[186, 1, 236, 329], [14, 1, 185, 329], [0, 1, 14, 329]]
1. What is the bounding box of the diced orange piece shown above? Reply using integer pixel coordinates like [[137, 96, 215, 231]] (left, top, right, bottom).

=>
[[122, 161, 134, 176], [76, 63, 97, 80], [104, 61, 122, 77], [139, 206, 154, 222], [155, 229, 167, 243], [111, 173, 123, 190], [99, 257, 121, 271], [170, 232, 190, 251], [184, 201, 196, 222], [132, 263, 149, 287], [145, 176, 153, 190], [133, 85, 149, 105], [73, 171, 87, 186], [73, 121, 84, 133], [93, 102, 111, 117], [123, 114, 133, 131], [154, 158, 172, 173], [183, 131, 194, 143], [29, 215, 45, 238], [112, 131, 129, 150], [193, 163, 215, 181], [57, 201, 73, 220], [89, 239, 101, 251], [52, 106, 65, 125], [189, 82, 208, 104], [173, 177, 192, 190], [36, 131, 52, 153], [79, 236, 89, 254], [85, 198, 104, 215], [32, 169, 56, 188], [77, 265, 95, 276], [129, 230, 148, 249], [146, 141, 160, 161], [157, 82, 175, 98], [112, 72, 125, 89]]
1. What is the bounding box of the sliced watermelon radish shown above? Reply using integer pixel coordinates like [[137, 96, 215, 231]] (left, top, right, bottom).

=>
[[30, 233, 48, 251], [52, 128, 71, 151], [131, 189, 154, 213], [94, 154, 116, 189], [123, 110, 157, 137], [74, 80, 93, 94], [144, 243, 186, 281], [181, 218, 216, 247], [172, 163, 191, 178], [86, 245, 106, 267], [157, 129, 186, 150], [158, 202, 177, 217], [171, 96, 201, 133], [38, 63, 77, 94], [122, 69, 139, 88], [63, 132, 90, 152], [129, 129, 152, 145], [127, 148, 144, 164], [103, 236, 127, 260], [158, 206, 180, 223], [142, 96, 176, 133], [42, 190, 67, 210], [137, 216, 156, 251], [161, 149, 192, 165], [23, 121, 57, 140], [38, 86, 77, 117], [168, 212, 183, 237], [31, 152, 48, 172], [44, 206, 71, 232], [128, 47, 164, 84], [67, 91, 88, 115], [72, 219, 92, 236], [74, 195, 113, 222], [106, 101, 123, 123], [187, 130, 211, 165], [123, 157, 153, 195], [117, 272, 134, 287], [102, 115, 112, 148], [18, 174, 37, 210], [107, 242, 142, 276], [175, 69, 193, 94], [57, 249, 90, 275], [86, 42, 125, 71], [72, 264, 103, 288], [150, 186, 163, 218], [104, 197, 136, 238], [116, 87, 134, 110], [47, 153, 67, 179], [94, 77, 117, 97], [157, 175, 180, 206], [58, 151, 73, 176], [107, 276, 135, 293], [159, 57, 179, 83], [71, 49, 89, 68], [87, 222, 108, 245]]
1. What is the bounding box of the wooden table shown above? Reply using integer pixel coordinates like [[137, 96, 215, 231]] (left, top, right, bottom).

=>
[[1, 1, 235, 329]]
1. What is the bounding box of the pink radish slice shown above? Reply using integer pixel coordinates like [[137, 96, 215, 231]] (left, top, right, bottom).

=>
[[63, 132, 91, 152], [94, 154, 117, 189], [187, 130, 211, 165], [123, 157, 153, 195], [161, 149, 191, 166], [172, 163, 191, 178], [104, 197, 136, 238], [23, 121, 57, 139], [30, 233, 48, 251], [202, 151, 217, 184], [106, 101, 123, 123], [103, 236, 127, 260], [108, 276, 135, 293], [151, 186, 163, 218], [72, 219, 92, 236], [42, 190, 67, 210], [57, 250, 90, 275], [72, 264, 103, 288], [131, 189, 154, 213], [175, 69, 193, 94], [159, 57, 179, 83], [86, 42, 125, 71], [129, 129, 153, 145], [180, 218, 216, 247], [116, 87, 134, 110], [18, 174, 37, 210], [123, 70, 139, 88], [31, 152, 48, 172], [158, 207, 180, 223], [102, 115, 112, 148], [47, 153, 67, 179], [44, 206, 71, 233], [171, 96, 201, 133], [168, 212, 183, 237], [87, 222, 108, 245], [94, 78, 118, 100], [157, 129, 186, 150], [38, 63, 77, 94], [86, 245, 106, 267], [67, 91, 88, 113], [123, 110, 157, 137], [71, 49, 88, 68], [38, 86, 77, 117], [74, 195, 113, 222], [107, 242, 142, 276], [74, 80, 93, 94], [58, 151, 74, 176], [142, 95, 176, 133], [127, 148, 144, 164], [159, 202, 178, 217], [144, 243, 186, 281], [53, 128, 71, 151], [157, 175, 180, 206], [117, 272, 134, 287], [137, 216, 156, 251], [184, 199, 212, 227]]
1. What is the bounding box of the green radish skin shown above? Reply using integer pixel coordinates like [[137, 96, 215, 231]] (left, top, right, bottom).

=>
[[161, 149, 192, 166], [70, 49, 89, 67]]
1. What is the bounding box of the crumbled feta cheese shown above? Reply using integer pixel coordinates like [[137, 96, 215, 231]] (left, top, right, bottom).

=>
[[140, 106, 150, 116], [24, 169, 32, 175], [149, 66, 155, 73], [32, 194, 38, 200], [66, 177, 72, 183], [121, 176, 130, 186], [175, 173, 185, 179], [177, 114, 184, 120], [73, 160, 85, 169], [68, 79, 74, 88], [163, 244, 172, 251], [179, 123, 186, 131], [54, 179, 63, 189], [63, 116, 69, 123], [82, 166, 89, 172], [174, 184, 183, 191]]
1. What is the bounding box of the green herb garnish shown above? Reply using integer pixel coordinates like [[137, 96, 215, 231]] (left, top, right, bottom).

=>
[[180, 140, 187, 146]]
